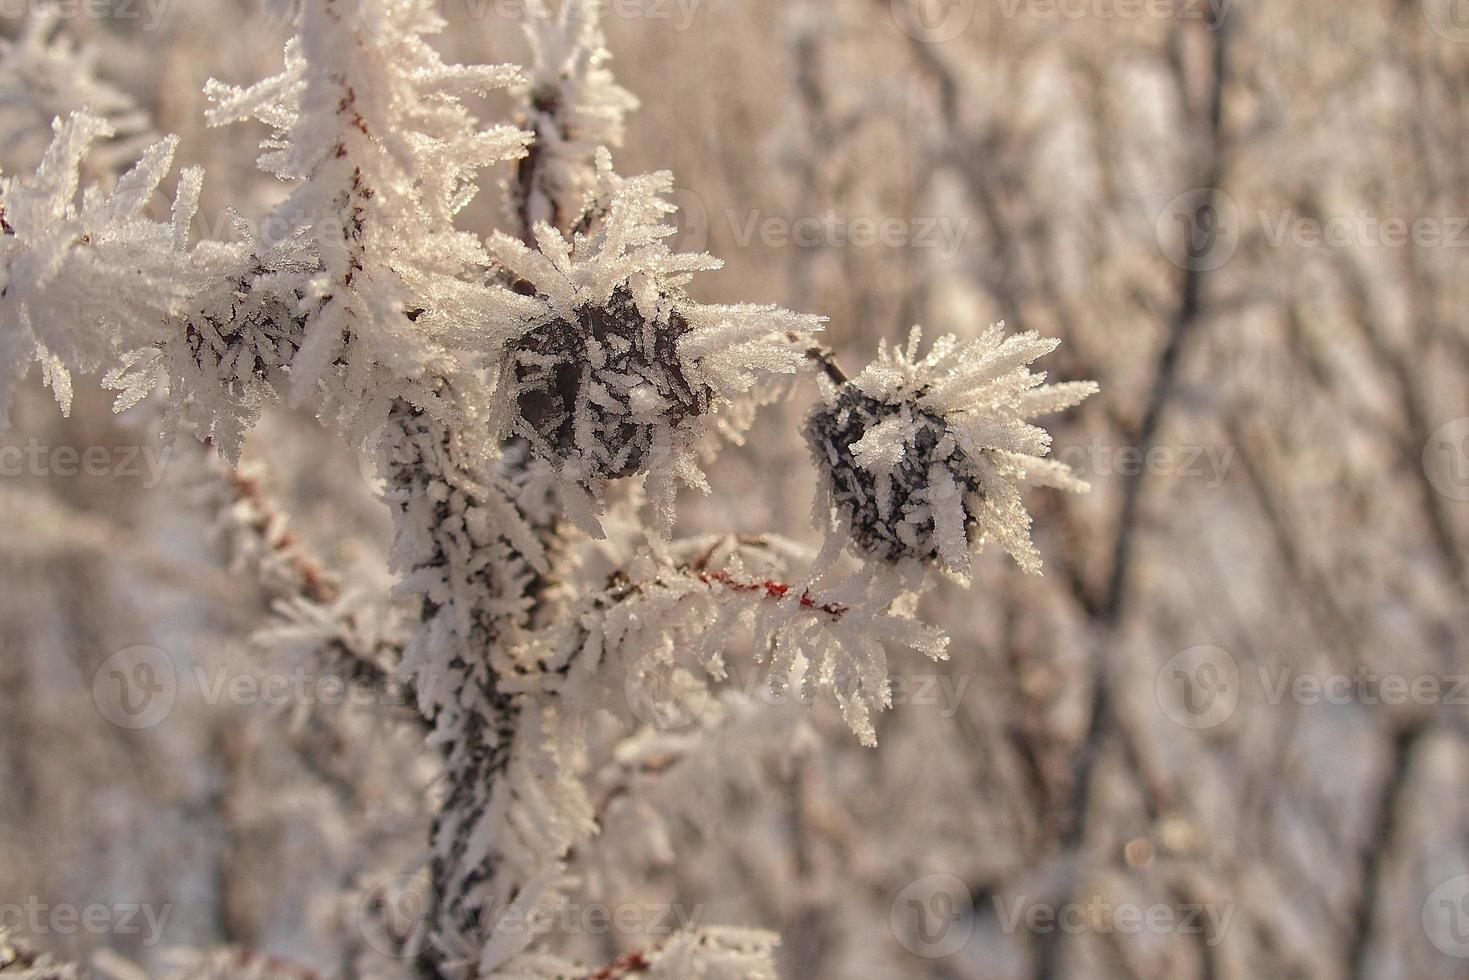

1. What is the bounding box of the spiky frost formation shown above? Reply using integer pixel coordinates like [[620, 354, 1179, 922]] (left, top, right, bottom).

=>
[[108, 242, 320, 462], [510, 0, 640, 236], [512, 529, 945, 747], [0, 113, 237, 426], [807, 325, 1096, 578], [490, 156, 822, 530], [204, 0, 539, 440], [642, 928, 782, 979], [0, 12, 153, 172]]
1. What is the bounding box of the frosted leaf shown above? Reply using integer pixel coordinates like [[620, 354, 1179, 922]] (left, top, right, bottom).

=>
[[509, 0, 640, 235], [0, 113, 238, 427], [544, 538, 946, 746], [204, 0, 537, 436]]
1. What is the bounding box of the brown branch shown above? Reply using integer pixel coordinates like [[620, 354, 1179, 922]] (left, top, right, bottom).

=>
[[696, 568, 849, 620], [215, 458, 338, 606], [1347, 721, 1428, 979], [581, 947, 657, 979]]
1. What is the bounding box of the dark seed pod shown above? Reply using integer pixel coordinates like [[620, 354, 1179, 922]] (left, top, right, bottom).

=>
[[805, 386, 983, 564], [510, 284, 710, 482]]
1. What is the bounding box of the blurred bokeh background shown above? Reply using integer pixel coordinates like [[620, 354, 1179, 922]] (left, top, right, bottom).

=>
[[4, 0, 1469, 977]]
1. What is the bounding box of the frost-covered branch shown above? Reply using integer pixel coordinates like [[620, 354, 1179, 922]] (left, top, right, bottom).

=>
[[0, 2, 1095, 977], [507, 0, 638, 241]]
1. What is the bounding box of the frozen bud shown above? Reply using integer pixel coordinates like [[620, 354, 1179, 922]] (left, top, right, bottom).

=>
[[488, 156, 820, 530], [510, 284, 710, 481], [806, 387, 983, 565], [806, 325, 1097, 578]]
